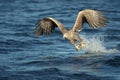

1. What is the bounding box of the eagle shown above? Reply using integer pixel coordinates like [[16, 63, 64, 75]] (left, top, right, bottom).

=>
[[35, 9, 108, 51]]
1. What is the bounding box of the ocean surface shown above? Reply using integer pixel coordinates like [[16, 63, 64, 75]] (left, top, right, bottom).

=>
[[0, 0, 120, 80]]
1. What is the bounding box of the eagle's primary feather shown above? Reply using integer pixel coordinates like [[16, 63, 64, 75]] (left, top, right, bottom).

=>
[[72, 9, 108, 32], [35, 17, 67, 36]]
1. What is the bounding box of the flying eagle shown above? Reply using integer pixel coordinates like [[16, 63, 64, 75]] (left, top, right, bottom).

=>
[[35, 9, 108, 51]]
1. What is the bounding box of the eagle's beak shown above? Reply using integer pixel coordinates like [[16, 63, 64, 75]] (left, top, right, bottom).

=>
[[63, 35, 65, 39]]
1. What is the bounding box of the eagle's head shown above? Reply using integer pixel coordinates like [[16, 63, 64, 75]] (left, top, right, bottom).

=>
[[63, 32, 70, 40], [63, 34, 67, 39], [63, 30, 74, 40]]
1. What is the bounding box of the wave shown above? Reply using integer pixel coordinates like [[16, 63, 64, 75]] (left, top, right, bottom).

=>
[[104, 56, 120, 67], [1, 67, 114, 80]]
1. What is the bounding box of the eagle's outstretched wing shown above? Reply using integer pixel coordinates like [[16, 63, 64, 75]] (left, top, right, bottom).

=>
[[72, 9, 108, 32], [35, 17, 67, 36]]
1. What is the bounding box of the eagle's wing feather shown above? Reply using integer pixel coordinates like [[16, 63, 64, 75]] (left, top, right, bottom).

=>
[[35, 17, 67, 36], [72, 9, 108, 32]]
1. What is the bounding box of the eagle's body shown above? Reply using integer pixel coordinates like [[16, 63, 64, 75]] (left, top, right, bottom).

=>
[[35, 9, 108, 51]]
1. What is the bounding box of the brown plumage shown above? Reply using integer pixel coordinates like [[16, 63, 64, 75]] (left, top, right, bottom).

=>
[[35, 9, 108, 51]]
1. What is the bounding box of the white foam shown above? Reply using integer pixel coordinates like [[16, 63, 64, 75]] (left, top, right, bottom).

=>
[[79, 34, 119, 54]]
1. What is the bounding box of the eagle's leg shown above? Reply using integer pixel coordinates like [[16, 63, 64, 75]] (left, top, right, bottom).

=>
[[74, 35, 85, 50], [70, 40, 79, 51]]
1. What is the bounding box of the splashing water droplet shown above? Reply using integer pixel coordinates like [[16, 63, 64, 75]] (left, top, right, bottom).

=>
[[79, 34, 119, 54]]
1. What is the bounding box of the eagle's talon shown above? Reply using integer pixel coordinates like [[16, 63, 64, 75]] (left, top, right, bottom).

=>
[[76, 43, 86, 51], [81, 43, 86, 48], [76, 45, 82, 51]]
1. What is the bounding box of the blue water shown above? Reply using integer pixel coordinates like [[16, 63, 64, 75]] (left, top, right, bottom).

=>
[[0, 0, 120, 80]]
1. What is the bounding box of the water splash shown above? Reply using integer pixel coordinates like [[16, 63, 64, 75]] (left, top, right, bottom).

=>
[[79, 34, 119, 54]]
